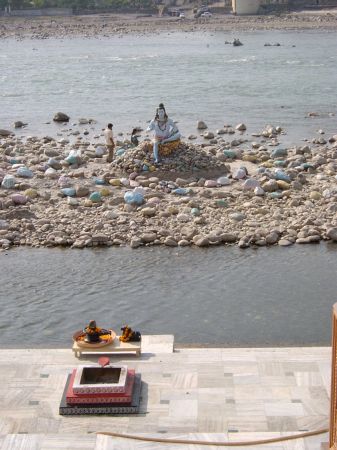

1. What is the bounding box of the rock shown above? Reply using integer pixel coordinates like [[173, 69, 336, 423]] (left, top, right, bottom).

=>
[[83, 199, 93, 207], [191, 208, 201, 216], [271, 148, 288, 158], [11, 194, 28, 205], [242, 154, 258, 163], [124, 191, 144, 205], [0, 220, 9, 230], [296, 236, 320, 244], [89, 192, 102, 203], [103, 210, 119, 220], [142, 207, 156, 217], [109, 178, 121, 187], [203, 131, 214, 139], [262, 180, 279, 192], [204, 180, 217, 188], [16, 167, 34, 178], [236, 123, 246, 131], [56, 177, 70, 189], [233, 168, 248, 180], [194, 236, 210, 247], [175, 178, 189, 187], [44, 148, 60, 157], [177, 213, 190, 222], [243, 178, 260, 190], [310, 191, 321, 201], [275, 171, 291, 182], [223, 150, 237, 159], [266, 232, 279, 245], [1, 175, 16, 189], [100, 187, 110, 197], [197, 120, 207, 130], [24, 188, 38, 199], [61, 188, 76, 197], [238, 238, 250, 248], [291, 181, 303, 191], [217, 176, 231, 186], [140, 233, 156, 243], [221, 233, 238, 243], [92, 234, 109, 244], [45, 168, 58, 179], [178, 239, 190, 246], [14, 121, 26, 128], [164, 236, 178, 246], [172, 188, 188, 196], [254, 186, 265, 196], [278, 239, 293, 246], [276, 180, 290, 190], [0, 129, 13, 137], [53, 112, 70, 122], [75, 186, 89, 197], [327, 228, 337, 241], [229, 212, 246, 222], [67, 197, 79, 206], [130, 237, 142, 248]]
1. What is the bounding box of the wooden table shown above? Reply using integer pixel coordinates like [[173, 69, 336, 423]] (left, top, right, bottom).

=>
[[72, 337, 141, 358]]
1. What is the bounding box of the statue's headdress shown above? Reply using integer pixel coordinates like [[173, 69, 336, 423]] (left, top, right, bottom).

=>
[[155, 103, 168, 120]]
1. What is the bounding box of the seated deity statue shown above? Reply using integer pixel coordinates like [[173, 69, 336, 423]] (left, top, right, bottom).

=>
[[146, 103, 181, 164]]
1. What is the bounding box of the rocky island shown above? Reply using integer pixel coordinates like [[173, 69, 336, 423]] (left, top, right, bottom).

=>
[[1, 117, 337, 251]]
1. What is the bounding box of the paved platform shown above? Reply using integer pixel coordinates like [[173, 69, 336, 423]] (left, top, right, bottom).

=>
[[0, 337, 331, 449]]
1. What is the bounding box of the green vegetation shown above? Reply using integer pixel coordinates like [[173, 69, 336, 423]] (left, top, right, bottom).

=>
[[1, 0, 155, 9]]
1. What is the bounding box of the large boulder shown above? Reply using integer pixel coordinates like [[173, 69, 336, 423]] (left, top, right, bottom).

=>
[[0, 129, 13, 137], [53, 112, 70, 122], [327, 228, 337, 242], [197, 120, 207, 130]]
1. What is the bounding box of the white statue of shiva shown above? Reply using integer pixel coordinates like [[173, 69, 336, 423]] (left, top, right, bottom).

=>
[[146, 103, 181, 164]]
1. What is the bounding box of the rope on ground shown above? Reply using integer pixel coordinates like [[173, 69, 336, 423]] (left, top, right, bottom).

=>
[[96, 427, 329, 446]]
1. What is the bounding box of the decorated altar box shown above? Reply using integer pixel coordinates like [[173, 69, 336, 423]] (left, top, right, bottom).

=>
[[72, 364, 128, 394], [59, 373, 142, 415], [66, 369, 135, 404]]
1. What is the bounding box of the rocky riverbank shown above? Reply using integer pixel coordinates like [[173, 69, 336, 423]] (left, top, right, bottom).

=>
[[1, 10, 337, 40], [1, 117, 337, 251]]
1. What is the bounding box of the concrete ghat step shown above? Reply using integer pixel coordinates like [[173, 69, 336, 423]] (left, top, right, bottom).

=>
[[0, 433, 96, 450], [94, 431, 329, 450]]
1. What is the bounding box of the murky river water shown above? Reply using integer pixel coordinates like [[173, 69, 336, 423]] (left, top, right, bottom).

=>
[[1, 30, 337, 144], [1, 244, 336, 347]]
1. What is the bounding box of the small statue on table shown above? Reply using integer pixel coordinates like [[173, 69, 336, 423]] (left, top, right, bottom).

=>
[[83, 320, 109, 343], [119, 325, 141, 343]]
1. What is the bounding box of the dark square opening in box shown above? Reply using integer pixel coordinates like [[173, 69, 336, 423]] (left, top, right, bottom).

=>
[[80, 367, 122, 385]]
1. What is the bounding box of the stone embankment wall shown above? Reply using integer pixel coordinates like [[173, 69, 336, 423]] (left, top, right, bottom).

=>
[[289, 0, 337, 6], [0, 8, 72, 17]]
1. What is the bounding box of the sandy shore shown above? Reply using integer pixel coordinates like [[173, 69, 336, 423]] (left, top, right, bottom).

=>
[[1, 9, 337, 39]]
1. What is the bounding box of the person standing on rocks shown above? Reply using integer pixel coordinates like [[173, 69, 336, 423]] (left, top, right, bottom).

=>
[[147, 103, 180, 164], [104, 123, 115, 163], [131, 128, 139, 147]]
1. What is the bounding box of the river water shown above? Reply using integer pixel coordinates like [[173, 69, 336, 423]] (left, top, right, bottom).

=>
[[1, 30, 337, 347], [1, 244, 337, 348], [0, 30, 337, 144]]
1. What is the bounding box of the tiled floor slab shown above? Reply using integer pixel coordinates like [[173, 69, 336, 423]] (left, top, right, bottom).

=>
[[0, 343, 331, 449]]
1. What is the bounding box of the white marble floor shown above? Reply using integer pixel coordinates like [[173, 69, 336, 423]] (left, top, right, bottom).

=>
[[0, 338, 332, 450]]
